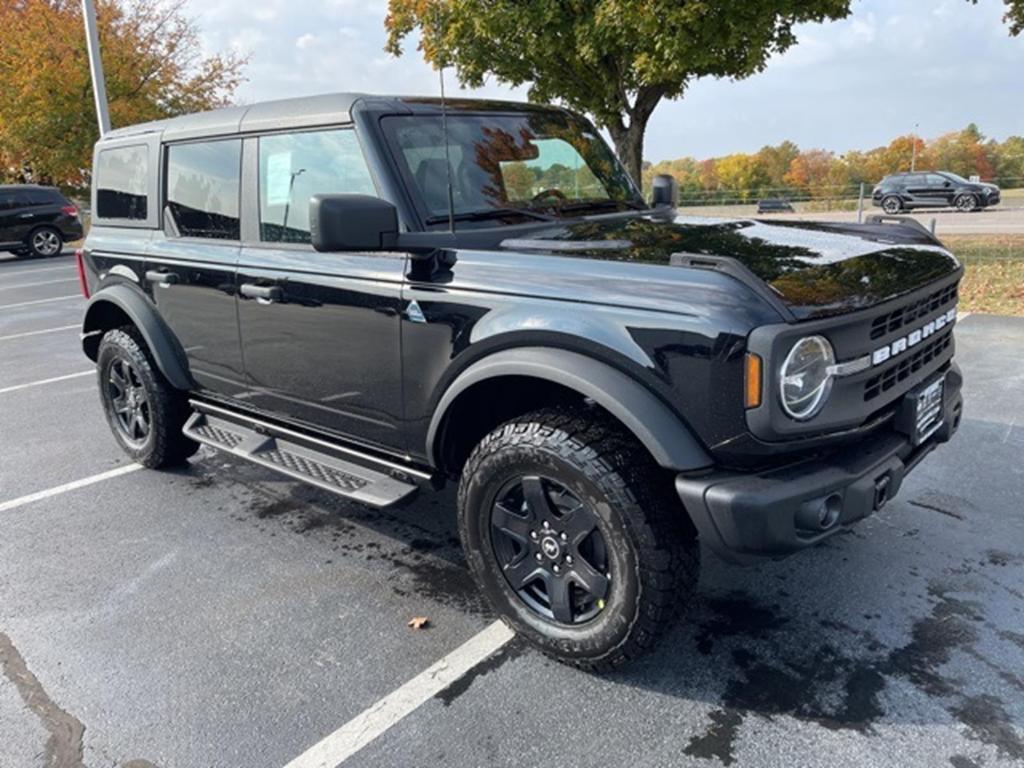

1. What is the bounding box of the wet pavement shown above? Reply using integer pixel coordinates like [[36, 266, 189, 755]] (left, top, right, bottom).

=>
[[1, 251, 1022, 767]]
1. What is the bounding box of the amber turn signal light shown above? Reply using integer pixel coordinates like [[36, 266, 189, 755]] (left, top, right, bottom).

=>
[[744, 352, 763, 409]]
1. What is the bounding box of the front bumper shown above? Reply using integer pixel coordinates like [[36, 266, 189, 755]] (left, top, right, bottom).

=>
[[677, 365, 963, 563]]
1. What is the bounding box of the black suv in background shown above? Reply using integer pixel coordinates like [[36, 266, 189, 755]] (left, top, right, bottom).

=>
[[78, 94, 964, 670], [872, 171, 1000, 214], [0, 185, 84, 258]]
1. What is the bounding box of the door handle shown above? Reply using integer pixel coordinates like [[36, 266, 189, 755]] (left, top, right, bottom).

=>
[[239, 283, 283, 304], [145, 270, 179, 286], [18, 213, 33, 218]]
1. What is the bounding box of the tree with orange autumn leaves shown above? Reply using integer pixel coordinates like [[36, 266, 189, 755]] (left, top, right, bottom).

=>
[[0, 0, 246, 187]]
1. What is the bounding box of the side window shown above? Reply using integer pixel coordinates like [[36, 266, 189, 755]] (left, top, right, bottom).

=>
[[927, 174, 948, 186], [0, 192, 16, 211], [258, 129, 375, 243], [166, 140, 242, 240], [25, 190, 55, 207], [96, 145, 149, 220]]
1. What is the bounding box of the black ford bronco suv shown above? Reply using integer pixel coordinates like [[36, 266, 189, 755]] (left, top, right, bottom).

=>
[[79, 94, 963, 670]]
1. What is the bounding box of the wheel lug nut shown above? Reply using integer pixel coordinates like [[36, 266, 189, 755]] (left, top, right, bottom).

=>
[[565, 555, 573, 564], [560, 532, 567, 541], [553, 564, 561, 574], [542, 520, 550, 529], [530, 531, 538, 540], [535, 553, 543, 562]]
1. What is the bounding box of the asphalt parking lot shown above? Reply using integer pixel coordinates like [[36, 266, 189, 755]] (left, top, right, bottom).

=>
[[1, 252, 1022, 768]]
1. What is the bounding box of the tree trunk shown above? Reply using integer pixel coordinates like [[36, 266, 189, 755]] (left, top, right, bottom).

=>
[[610, 123, 646, 192], [606, 86, 664, 194]]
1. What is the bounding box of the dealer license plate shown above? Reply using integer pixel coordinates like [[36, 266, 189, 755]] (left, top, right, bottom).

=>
[[912, 375, 945, 445]]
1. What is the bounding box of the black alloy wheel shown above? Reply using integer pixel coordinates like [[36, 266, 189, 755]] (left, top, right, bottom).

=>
[[97, 327, 198, 468], [490, 475, 610, 625], [107, 357, 152, 447], [458, 407, 699, 671]]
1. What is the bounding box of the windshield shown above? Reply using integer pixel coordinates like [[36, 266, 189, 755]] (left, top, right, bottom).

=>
[[381, 111, 643, 227]]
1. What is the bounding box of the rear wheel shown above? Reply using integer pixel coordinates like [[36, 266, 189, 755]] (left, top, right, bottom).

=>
[[881, 195, 903, 215], [27, 227, 62, 258], [955, 193, 978, 213], [457, 408, 699, 671], [97, 327, 198, 468]]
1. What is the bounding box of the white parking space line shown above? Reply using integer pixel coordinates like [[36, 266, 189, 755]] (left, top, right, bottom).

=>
[[0, 264, 74, 278], [0, 371, 93, 395], [0, 324, 80, 343], [283, 620, 515, 768], [0, 464, 141, 513], [0, 278, 78, 292], [0, 294, 81, 310]]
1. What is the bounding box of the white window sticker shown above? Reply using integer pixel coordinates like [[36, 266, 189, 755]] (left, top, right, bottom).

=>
[[266, 152, 293, 206]]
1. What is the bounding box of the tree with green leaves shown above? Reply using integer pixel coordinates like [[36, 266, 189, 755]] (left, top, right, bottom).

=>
[[386, 0, 1024, 186], [0, 0, 246, 187]]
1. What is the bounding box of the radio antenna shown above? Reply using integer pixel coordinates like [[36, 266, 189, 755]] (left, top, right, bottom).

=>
[[439, 65, 456, 233]]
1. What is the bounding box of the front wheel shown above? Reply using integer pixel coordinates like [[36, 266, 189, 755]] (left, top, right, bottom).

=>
[[955, 193, 979, 213], [457, 408, 699, 671], [97, 327, 199, 468]]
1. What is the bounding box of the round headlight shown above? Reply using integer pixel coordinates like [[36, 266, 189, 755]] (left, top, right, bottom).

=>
[[780, 335, 835, 420]]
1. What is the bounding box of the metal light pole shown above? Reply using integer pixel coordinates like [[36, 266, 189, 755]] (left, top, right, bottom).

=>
[[82, 0, 111, 136], [910, 122, 919, 173]]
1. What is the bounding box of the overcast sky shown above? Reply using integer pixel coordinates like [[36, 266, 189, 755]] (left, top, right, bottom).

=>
[[185, 0, 1024, 162]]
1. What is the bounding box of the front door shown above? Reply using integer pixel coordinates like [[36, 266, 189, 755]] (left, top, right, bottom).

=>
[[904, 174, 931, 207], [236, 127, 406, 450], [147, 138, 245, 395]]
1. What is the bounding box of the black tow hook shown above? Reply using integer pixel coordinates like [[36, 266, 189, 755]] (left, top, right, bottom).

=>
[[874, 474, 892, 510]]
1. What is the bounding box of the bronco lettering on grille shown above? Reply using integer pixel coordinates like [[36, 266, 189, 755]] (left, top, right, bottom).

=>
[[871, 307, 957, 366]]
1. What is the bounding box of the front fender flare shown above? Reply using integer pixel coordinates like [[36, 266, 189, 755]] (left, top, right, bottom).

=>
[[81, 284, 193, 391], [427, 348, 712, 472]]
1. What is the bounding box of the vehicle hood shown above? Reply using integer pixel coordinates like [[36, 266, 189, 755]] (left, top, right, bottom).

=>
[[497, 213, 962, 320]]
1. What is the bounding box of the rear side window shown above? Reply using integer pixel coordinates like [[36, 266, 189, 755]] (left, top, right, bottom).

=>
[[258, 129, 375, 243], [96, 145, 149, 220], [166, 140, 242, 240], [0, 192, 18, 211], [25, 189, 58, 206]]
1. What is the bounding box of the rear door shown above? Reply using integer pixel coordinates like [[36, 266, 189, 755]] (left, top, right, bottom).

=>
[[147, 138, 246, 395], [904, 174, 930, 206], [236, 127, 406, 449]]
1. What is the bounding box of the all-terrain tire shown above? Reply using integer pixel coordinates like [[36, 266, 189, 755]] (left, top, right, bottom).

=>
[[97, 327, 198, 468], [457, 407, 699, 672]]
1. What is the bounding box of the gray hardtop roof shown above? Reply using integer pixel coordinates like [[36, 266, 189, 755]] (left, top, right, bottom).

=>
[[100, 92, 564, 144]]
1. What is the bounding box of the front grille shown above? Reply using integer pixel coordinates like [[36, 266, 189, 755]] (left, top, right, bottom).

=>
[[863, 329, 953, 401], [870, 283, 958, 340]]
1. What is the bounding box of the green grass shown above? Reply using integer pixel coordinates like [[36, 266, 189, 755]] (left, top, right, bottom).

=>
[[943, 235, 1024, 316]]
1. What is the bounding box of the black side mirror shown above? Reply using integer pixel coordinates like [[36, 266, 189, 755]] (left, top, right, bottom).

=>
[[310, 194, 398, 252], [650, 174, 678, 208]]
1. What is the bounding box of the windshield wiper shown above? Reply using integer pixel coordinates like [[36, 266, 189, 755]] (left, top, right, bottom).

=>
[[424, 207, 555, 225]]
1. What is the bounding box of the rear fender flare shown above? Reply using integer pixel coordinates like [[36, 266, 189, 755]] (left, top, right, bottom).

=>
[[81, 284, 193, 391], [427, 347, 712, 472]]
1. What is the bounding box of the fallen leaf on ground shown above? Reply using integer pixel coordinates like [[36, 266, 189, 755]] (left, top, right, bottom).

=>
[[408, 616, 430, 630]]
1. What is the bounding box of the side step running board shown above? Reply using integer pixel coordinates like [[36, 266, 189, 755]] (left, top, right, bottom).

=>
[[183, 407, 419, 509]]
